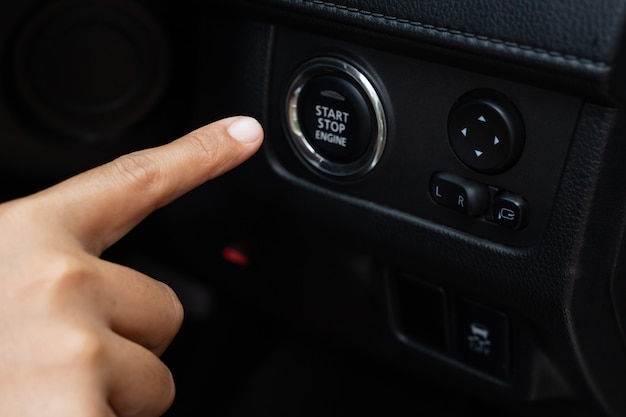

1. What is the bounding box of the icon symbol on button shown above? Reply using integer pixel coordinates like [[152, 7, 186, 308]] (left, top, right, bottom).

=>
[[468, 322, 492, 356], [497, 207, 516, 221], [492, 192, 527, 229]]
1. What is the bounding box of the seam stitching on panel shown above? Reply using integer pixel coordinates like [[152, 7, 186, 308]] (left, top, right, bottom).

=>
[[302, 0, 609, 69]]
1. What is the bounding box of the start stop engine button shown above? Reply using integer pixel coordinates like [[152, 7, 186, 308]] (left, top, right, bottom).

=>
[[286, 57, 386, 178], [298, 75, 372, 163]]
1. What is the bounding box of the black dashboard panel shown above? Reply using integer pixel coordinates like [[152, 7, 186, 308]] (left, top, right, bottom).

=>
[[269, 27, 582, 247], [252, 21, 626, 416]]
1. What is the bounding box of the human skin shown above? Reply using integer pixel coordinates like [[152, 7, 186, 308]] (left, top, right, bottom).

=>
[[0, 116, 264, 417]]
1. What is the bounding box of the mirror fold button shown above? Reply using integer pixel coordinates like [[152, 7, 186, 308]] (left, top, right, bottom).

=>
[[430, 173, 489, 217], [492, 192, 528, 229]]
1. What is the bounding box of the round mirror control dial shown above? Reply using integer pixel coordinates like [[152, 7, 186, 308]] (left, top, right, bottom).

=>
[[448, 90, 525, 174]]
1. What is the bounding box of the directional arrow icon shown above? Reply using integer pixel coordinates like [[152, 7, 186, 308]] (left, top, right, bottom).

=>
[[461, 128, 468, 136], [494, 136, 500, 145], [478, 115, 487, 122], [474, 150, 483, 157]]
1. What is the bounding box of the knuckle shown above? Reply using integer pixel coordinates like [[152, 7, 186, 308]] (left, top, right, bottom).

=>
[[50, 323, 106, 372], [160, 283, 184, 341], [65, 328, 106, 367], [186, 131, 221, 169], [150, 364, 176, 416], [150, 283, 184, 352], [166, 285, 184, 331], [113, 152, 163, 192], [39, 251, 92, 292], [22, 250, 98, 312]]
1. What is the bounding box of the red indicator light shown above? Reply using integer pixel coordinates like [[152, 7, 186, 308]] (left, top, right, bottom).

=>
[[222, 246, 251, 267]]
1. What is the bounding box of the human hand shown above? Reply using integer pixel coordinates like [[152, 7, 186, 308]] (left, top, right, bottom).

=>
[[0, 116, 264, 416]]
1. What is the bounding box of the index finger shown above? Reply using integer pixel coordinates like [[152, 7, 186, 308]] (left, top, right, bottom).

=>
[[33, 116, 263, 254]]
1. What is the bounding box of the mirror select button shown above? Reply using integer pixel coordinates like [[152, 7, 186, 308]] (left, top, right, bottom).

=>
[[430, 172, 490, 217]]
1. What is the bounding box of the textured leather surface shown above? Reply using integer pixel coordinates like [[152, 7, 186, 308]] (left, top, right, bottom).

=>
[[235, 0, 626, 101], [247, 0, 625, 64]]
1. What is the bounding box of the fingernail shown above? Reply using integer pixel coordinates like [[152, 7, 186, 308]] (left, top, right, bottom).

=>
[[227, 116, 263, 144]]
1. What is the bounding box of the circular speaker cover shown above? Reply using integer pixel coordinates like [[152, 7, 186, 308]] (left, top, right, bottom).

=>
[[13, 0, 170, 142]]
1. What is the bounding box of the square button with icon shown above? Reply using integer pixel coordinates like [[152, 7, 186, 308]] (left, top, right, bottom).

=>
[[455, 297, 510, 379]]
